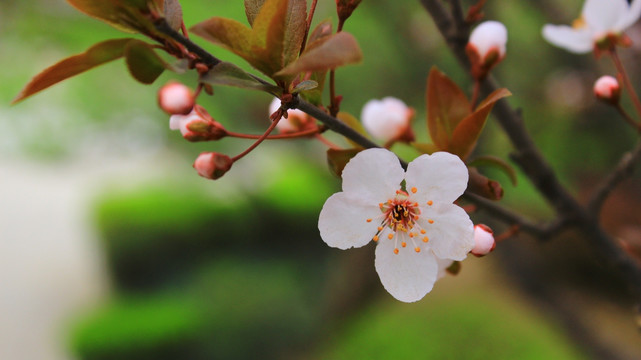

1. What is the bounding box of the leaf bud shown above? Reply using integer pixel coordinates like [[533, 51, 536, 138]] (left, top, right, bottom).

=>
[[361, 97, 415, 143], [336, 0, 363, 23], [466, 21, 508, 80], [193, 152, 233, 180], [169, 105, 227, 141], [471, 224, 496, 257], [594, 75, 620, 104], [158, 81, 194, 115]]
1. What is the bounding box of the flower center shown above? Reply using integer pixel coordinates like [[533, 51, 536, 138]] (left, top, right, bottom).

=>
[[572, 16, 586, 29]]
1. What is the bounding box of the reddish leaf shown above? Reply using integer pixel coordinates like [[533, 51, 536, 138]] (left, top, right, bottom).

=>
[[124, 40, 167, 84], [468, 155, 518, 186], [13, 38, 133, 104], [66, 0, 161, 33], [426, 66, 470, 150], [327, 148, 363, 177], [190, 17, 254, 62], [244, 0, 267, 26], [336, 112, 369, 148], [200, 62, 281, 95], [412, 142, 440, 154], [163, 0, 183, 30], [308, 18, 332, 44], [448, 88, 511, 159], [275, 32, 362, 76]]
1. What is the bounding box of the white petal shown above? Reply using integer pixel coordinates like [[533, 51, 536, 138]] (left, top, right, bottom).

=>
[[375, 239, 438, 302], [342, 148, 404, 202], [419, 204, 474, 261], [318, 192, 382, 250], [542, 25, 594, 53], [583, 0, 627, 32], [404, 152, 468, 204], [269, 98, 280, 116], [169, 114, 185, 130], [469, 21, 508, 58], [361, 97, 409, 141], [617, 0, 641, 31]]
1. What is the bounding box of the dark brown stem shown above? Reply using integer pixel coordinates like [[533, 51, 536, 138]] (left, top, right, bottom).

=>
[[154, 19, 221, 67], [588, 141, 641, 217], [610, 49, 641, 120], [470, 80, 481, 109]]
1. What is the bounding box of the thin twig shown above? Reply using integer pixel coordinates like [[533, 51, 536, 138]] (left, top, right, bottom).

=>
[[154, 19, 221, 67], [588, 141, 641, 216], [610, 49, 641, 120]]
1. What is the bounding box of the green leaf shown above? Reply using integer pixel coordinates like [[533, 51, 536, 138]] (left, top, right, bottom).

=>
[[448, 88, 511, 159], [468, 155, 518, 186], [336, 112, 369, 148], [244, 0, 267, 26], [163, 0, 183, 31], [13, 38, 134, 104], [124, 40, 167, 84], [275, 32, 362, 76], [327, 148, 363, 177], [200, 62, 282, 95], [426, 66, 470, 150], [412, 142, 440, 154], [292, 80, 318, 93]]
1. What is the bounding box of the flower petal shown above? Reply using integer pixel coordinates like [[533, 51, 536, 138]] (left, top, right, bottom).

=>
[[541, 25, 594, 53], [405, 152, 468, 204], [375, 239, 438, 302], [617, 0, 641, 31], [342, 148, 404, 202], [583, 0, 627, 32], [419, 204, 474, 261], [318, 192, 382, 250]]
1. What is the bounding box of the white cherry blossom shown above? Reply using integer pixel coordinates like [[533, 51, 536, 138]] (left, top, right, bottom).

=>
[[542, 0, 641, 54], [318, 148, 474, 302], [361, 97, 412, 142]]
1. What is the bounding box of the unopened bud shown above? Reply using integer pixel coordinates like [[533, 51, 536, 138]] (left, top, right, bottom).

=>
[[471, 224, 496, 257], [158, 82, 194, 115], [193, 152, 233, 180], [336, 0, 363, 22], [269, 98, 315, 134], [361, 97, 415, 143], [169, 105, 226, 142], [594, 75, 620, 104], [467, 21, 508, 79]]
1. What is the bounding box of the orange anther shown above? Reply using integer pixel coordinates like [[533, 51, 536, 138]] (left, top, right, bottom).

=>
[[373, 235, 379, 242], [428, 219, 434, 224], [427, 200, 433, 206], [393, 248, 399, 255], [401, 242, 407, 248], [409, 232, 415, 238], [387, 233, 394, 240], [420, 229, 426, 234], [366, 218, 372, 222], [423, 236, 429, 243], [411, 187, 417, 193], [415, 247, 421, 253], [377, 226, 383, 231]]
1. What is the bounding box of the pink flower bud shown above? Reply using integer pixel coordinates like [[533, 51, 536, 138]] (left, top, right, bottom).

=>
[[158, 82, 194, 115], [169, 105, 226, 142], [471, 224, 495, 257], [361, 97, 415, 142], [594, 75, 620, 104], [467, 21, 508, 79], [269, 98, 314, 134], [193, 152, 233, 180]]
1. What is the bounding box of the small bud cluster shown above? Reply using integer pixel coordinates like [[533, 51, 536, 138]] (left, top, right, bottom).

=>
[[169, 105, 227, 142]]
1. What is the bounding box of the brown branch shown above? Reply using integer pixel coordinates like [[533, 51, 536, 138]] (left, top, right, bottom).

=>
[[588, 141, 641, 216]]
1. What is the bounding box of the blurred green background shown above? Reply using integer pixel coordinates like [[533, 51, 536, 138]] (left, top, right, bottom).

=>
[[2, 0, 641, 359]]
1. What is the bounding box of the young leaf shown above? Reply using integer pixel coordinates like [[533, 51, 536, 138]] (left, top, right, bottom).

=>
[[448, 88, 511, 159], [124, 40, 167, 84], [275, 32, 362, 76], [66, 0, 161, 33], [163, 0, 183, 31], [13, 38, 134, 104], [426, 66, 470, 150], [190, 17, 255, 63], [200, 62, 282, 95], [245, 0, 267, 26], [336, 112, 369, 148], [327, 148, 363, 177], [308, 18, 332, 44], [292, 80, 318, 93], [412, 142, 440, 154], [468, 155, 518, 186]]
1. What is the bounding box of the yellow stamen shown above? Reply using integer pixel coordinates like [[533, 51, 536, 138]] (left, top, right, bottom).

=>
[[401, 241, 407, 248], [377, 226, 383, 231], [394, 248, 399, 255], [415, 247, 421, 253], [373, 235, 379, 242], [409, 232, 415, 238], [420, 229, 426, 234], [428, 219, 434, 224], [388, 233, 394, 240], [427, 200, 433, 206], [366, 218, 372, 222], [411, 187, 417, 193], [423, 236, 429, 243]]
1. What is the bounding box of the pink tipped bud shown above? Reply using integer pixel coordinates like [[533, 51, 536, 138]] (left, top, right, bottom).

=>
[[193, 152, 233, 180], [467, 21, 508, 79], [361, 97, 415, 143], [269, 98, 315, 134], [594, 75, 620, 104], [158, 82, 195, 115], [169, 105, 226, 142], [471, 224, 496, 257]]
